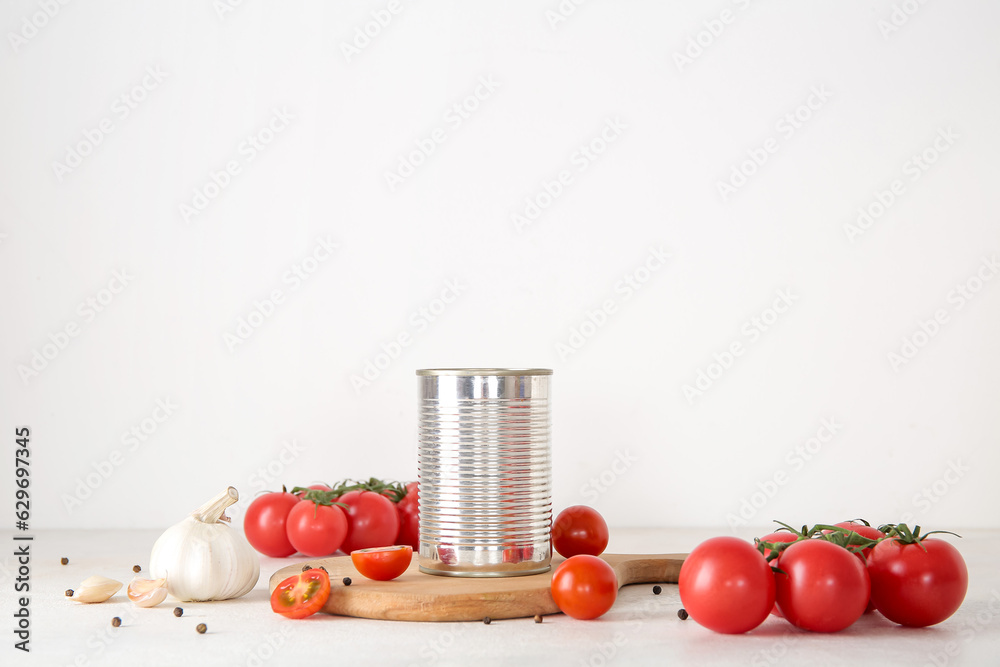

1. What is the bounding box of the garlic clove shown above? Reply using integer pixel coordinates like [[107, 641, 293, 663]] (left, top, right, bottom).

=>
[[70, 576, 122, 603], [127, 577, 168, 608]]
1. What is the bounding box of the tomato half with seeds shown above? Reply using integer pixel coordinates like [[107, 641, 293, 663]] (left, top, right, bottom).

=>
[[270, 568, 331, 619], [351, 545, 413, 581]]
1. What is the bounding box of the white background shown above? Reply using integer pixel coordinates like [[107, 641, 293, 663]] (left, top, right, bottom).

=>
[[2, 0, 999, 531]]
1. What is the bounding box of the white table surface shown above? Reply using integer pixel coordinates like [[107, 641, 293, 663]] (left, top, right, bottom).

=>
[[3, 528, 998, 666]]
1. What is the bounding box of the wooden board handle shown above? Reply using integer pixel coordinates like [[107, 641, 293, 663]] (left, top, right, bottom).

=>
[[602, 553, 686, 587]]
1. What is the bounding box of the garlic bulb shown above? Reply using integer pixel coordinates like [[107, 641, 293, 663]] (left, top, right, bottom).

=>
[[149, 486, 259, 602]]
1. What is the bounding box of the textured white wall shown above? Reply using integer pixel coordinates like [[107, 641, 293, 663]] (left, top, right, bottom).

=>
[[2, 1, 999, 531]]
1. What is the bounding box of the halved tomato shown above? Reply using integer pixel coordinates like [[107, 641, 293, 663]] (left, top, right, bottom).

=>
[[351, 545, 413, 581], [270, 568, 331, 619]]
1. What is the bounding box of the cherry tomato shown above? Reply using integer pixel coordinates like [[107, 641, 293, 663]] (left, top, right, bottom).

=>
[[351, 545, 413, 581], [338, 490, 400, 554], [243, 489, 300, 558], [679, 536, 774, 634], [757, 531, 798, 618], [270, 567, 331, 619], [285, 499, 348, 557], [552, 506, 609, 558], [774, 539, 869, 632], [867, 537, 968, 627], [550, 555, 618, 620], [832, 521, 886, 613], [832, 521, 885, 559], [393, 482, 419, 550], [296, 483, 332, 499]]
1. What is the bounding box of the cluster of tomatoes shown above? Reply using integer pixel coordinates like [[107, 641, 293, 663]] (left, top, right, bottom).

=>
[[679, 521, 969, 634], [243, 479, 419, 558]]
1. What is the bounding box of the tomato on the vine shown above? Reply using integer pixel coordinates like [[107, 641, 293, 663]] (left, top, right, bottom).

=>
[[351, 545, 413, 581], [757, 531, 798, 618], [552, 506, 609, 558], [550, 555, 618, 620], [270, 568, 331, 619], [295, 483, 332, 498], [868, 531, 967, 627], [832, 521, 885, 559], [390, 482, 419, 550], [285, 498, 348, 557], [774, 539, 869, 632], [679, 536, 774, 634], [338, 490, 400, 554], [243, 488, 300, 558]]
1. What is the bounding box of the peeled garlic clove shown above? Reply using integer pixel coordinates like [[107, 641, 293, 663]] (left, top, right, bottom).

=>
[[70, 576, 122, 603], [127, 577, 168, 608]]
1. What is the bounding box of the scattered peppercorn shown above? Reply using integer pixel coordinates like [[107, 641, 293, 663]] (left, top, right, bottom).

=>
[[133, 565, 141, 573], [343, 577, 352, 586], [653, 585, 662, 595], [111, 617, 121, 627], [173, 607, 183, 617], [318, 566, 328, 574], [483, 617, 492, 625], [196, 623, 207, 634], [677, 608, 689, 621], [533, 615, 543, 624], [65, 589, 74, 597], [302, 565, 312, 572], [60, 557, 69, 565]]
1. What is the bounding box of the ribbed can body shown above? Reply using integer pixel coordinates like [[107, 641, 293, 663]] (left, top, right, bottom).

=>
[[417, 369, 552, 577]]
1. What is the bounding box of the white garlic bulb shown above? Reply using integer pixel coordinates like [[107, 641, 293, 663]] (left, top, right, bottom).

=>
[[149, 486, 259, 602]]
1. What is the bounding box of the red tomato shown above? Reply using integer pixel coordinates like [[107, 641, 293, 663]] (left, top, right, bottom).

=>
[[338, 490, 400, 554], [394, 482, 419, 550], [774, 539, 869, 632], [832, 521, 885, 559], [867, 537, 968, 627], [295, 484, 332, 499], [243, 489, 301, 558], [552, 506, 609, 558], [270, 568, 331, 619], [351, 545, 413, 581], [757, 531, 798, 618], [832, 521, 886, 613], [285, 499, 348, 557], [550, 555, 618, 620], [679, 536, 774, 634]]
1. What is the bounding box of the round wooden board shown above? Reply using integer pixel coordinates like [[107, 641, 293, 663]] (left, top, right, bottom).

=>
[[268, 552, 686, 622]]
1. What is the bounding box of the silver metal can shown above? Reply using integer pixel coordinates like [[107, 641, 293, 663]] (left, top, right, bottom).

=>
[[417, 368, 553, 577]]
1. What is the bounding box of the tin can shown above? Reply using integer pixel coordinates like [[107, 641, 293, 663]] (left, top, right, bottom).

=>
[[417, 368, 553, 577]]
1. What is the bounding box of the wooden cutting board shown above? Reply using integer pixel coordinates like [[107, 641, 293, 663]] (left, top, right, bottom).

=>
[[268, 553, 686, 622]]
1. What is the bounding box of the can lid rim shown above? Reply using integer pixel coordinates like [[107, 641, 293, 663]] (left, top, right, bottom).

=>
[[416, 368, 553, 376]]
